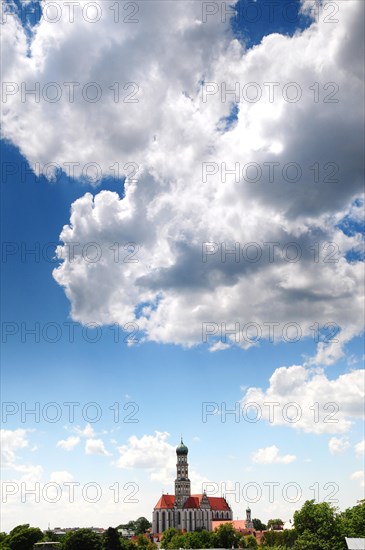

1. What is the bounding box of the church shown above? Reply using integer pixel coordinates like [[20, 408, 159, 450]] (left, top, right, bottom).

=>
[[152, 439, 235, 534]]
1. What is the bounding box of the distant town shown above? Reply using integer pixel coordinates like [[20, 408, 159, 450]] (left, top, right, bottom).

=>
[[1, 440, 364, 549]]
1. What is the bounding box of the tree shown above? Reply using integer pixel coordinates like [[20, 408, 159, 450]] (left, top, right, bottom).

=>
[[167, 533, 188, 549], [160, 528, 178, 549], [63, 528, 102, 550], [5, 524, 43, 550], [293, 500, 344, 550], [282, 528, 297, 547], [339, 501, 365, 538], [43, 530, 62, 542], [243, 534, 258, 548], [261, 530, 283, 547], [184, 531, 213, 549], [0, 532, 9, 550], [135, 535, 156, 550], [135, 518, 152, 536], [103, 527, 122, 550], [212, 523, 239, 548], [252, 518, 266, 531], [267, 519, 284, 530], [120, 539, 136, 550], [193, 530, 214, 549]]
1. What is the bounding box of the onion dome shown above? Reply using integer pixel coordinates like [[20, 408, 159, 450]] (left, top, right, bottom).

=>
[[176, 438, 188, 455]]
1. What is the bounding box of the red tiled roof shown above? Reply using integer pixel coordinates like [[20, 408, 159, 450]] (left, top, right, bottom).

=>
[[212, 520, 248, 530], [183, 496, 201, 509], [207, 497, 231, 510], [154, 494, 231, 511], [154, 494, 175, 509]]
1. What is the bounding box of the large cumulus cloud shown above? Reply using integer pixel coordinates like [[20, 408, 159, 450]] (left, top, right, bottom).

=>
[[1, 0, 364, 356]]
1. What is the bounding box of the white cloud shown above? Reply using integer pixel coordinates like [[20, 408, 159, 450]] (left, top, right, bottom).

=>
[[1, 428, 29, 466], [75, 424, 96, 438], [1, 1, 363, 353], [50, 471, 74, 484], [241, 366, 364, 434], [355, 439, 365, 457], [1, 0, 231, 176], [351, 470, 365, 488], [122, 432, 175, 486], [117, 431, 174, 470], [252, 445, 296, 465], [328, 437, 350, 455], [9, 463, 43, 483], [85, 438, 111, 456], [56, 435, 80, 451], [209, 341, 231, 352], [0, 429, 43, 482], [116, 432, 205, 488]]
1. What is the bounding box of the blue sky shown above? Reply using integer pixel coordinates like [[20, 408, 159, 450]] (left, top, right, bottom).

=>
[[1, 0, 364, 533]]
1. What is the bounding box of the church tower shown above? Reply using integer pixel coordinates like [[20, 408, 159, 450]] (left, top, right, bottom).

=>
[[174, 438, 191, 507], [246, 506, 253, 528]]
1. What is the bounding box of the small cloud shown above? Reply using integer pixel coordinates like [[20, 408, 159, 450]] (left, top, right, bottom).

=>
[[351, 470, 365, 487], [252, 445, 296, 465], [85, 438, 111, 456], [355, 439, 365, 457], [1, 428, 29, 466], [75, 423, 95, 438], [50, 471, 74, 484], [328, 437, 350, 455], [347, 355, 359, 366], [56, 436, 80, 451], [209, 341, 230, 352]]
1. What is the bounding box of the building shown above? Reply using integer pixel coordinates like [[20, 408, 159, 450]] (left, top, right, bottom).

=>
[[152, 439, 233, 534], [212, 507, 254, 533], [345, 539, 365, 550], [34, 544, 61, 549]]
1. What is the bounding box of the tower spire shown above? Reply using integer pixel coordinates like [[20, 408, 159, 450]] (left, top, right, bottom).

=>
[[174, 438, 190, 508]]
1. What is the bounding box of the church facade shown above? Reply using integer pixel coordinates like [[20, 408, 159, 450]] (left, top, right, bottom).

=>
[[152, 439, 233, 534]]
